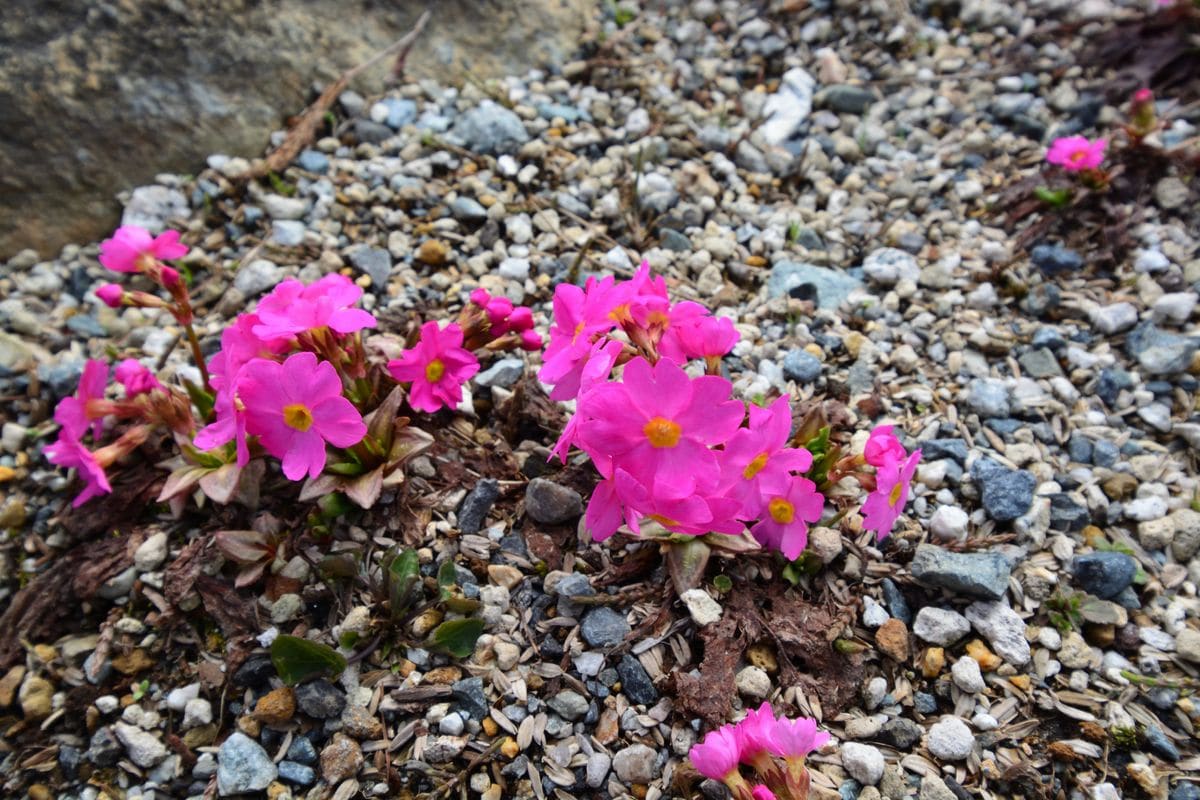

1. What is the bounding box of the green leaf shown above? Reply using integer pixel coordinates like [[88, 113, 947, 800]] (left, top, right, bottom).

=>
[[325, 460, 367, 476], [666, 538, 711, 596], [437, 560, 458, 601], [1034, 185, 1072, 208], [386, 548, 421, 620], [429, 618, 485, 659], [443, 596, 482, 614], [318, 493, 354, 520], [713, 574, 732, 593], [183, 379, 215, 422], [270, 635, 347, 685]]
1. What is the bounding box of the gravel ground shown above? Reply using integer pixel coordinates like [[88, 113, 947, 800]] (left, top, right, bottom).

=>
[[2, 1, 1199, 799]]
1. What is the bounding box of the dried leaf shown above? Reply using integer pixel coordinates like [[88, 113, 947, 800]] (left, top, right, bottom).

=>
[[214, 529, 275, 565]]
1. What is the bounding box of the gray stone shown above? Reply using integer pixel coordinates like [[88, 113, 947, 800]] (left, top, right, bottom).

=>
[[121, 186, 189, 234], [822, 85, 877, 114], [261, 194, 308, 220], [586, 752, 612, 788], [524, 478, 583, 524], [926, 717, 974, 761], [348, 246, 392, 289], [612, 743, 660, 784], [878, 718, 923, 749], [113, 722, 168, 768], [217, 732, 277, 795], [842, 742, 885, 785], [1171, 509, 1200, 561], [580, 606, 630, 648], [1125, 322, 1198, 376], [294, 679, 345, 719], [474, 358, 525, 389], [270, 220, 307, 247], [451, 101, 530, 154], [964, 600, 1030, 666], [1090, 302, 1139, 335], [976, 464, 1036, 522], [912, 607, 971, 646], [782, 350, 822, 383], [910, 544, 1014, 600], [1072, 552, 1136, 599], [547, 690, 588, 720], [296, 150, 329, 174], [278, 760, 315, 786], [951, 656, 985, 693], [759, 68, 815, 144], [862, 247, 919, 285], [617, 654, 658, 705], [233, 259, 284, 296], [1018, 348, 1063, 378], [964, 378, 1011, 418], [457, 479, 499, 534], [451, 196, 488, 223], [767, 261, 863, 309]]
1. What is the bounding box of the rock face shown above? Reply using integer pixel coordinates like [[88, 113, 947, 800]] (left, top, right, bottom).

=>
[[0, 0, 590, 257]]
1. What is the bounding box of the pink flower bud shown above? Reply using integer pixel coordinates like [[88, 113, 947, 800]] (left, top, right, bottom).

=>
[[469, 287, 491, 307], [507, 306, 534, 331], [486, 296, 514, 324], [1133, 88, 1154, 105], [160, 266, 181, 288], [96, 284, 124, 308], [520, 329, 544, 351]]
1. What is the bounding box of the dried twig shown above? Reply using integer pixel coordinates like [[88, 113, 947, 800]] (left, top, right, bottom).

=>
[[247, 10, 432, 180]]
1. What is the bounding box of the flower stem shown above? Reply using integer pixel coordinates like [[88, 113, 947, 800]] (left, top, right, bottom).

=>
[[184, 322, 212, 394]]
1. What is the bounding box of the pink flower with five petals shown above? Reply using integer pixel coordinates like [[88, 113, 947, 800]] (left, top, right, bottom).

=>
[[238, 352, 367, 480], [688, 724, 743, 782], [388, 322, 480, 413], [749, 476, 825, 560], [861, 449, 921, 540], [99, 226, 188, 273], [720, 396, 813, 519], [44, 436, 112, 507], [768, 715, 830, 760], [252, 275, 377, 341], [1046, 136, 1106, 171], [54, 359, 109, 440]]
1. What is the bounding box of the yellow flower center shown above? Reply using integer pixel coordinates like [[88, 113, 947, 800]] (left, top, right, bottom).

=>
[[1069, 150, 1086, 163], [768, 498, 795, 524], [572, 321, 586, 343], [608, 304, 631, 324], [643, 416, 681, 448], [743, 452, 770, 480], [889, 482, 905, 507], [425, 359, 446, 382], [283, 403, 314, 432]]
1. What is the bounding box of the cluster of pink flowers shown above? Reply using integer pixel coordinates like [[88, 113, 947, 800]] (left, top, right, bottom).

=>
[[1046, 136, 1107, 172], [46, 224, 543, 506], [542, 264, 920, 558], [689, 703, 829, 800]]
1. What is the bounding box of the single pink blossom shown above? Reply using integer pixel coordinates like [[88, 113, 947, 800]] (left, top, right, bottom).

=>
[[751, 786, 777, 800], [193, 389, 252, 466], [44, 436, 112, 506], [735, 703, 779, 763], [1133, 88, 1154, 104], [861, 449, 921, 540], [584, 467, 743, 541], [576, 356, 744, 499], [768, 716, 830, 760], [650, 301, 711, 363], [388, 321, 480, 413], [238, 352, 367, 480], [54, 359, 109, 440], [539, 276, 620, 400], [668, 314, 740, 363], [721, 396, 814, 519], [750, 476, 824, 560], [252, 275, 377, 340], [1046, 136, 1107, 171], [551, 339, 624, 463], [863, 424, 906, 468], [99, 226, 188, 273], [689, 724, 743, 782], [114, 359, 163, 397], [96, 284, 125, 308]]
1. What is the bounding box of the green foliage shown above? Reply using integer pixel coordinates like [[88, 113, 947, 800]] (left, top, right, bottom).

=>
[[270, 634, 347, 685], [1034, 186, 1073, 208], [713, 574, 733, 593], [430, 618, 485, 658], [1046, 589, 1083, 633], [384, 547, 421, 620], [781, 551, 823, 585]]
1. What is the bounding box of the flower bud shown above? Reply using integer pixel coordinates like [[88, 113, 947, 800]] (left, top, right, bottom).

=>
[[469, 287, 491, 307], [507, 306, 534, 331], [96, 283, 124, 308], [520, 329, 544, 351], [160, 266, 181, 288]]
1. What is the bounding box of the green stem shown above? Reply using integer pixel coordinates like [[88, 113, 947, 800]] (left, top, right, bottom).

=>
[[184, 322, 212, 395]]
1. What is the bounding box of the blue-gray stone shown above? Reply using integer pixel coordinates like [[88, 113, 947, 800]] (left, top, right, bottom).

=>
[[475, 358, 525, 389], [452, 677, 488, 721], [417, 111, 453, 133], [1068, 432, 1093, 464], [86, 727, 122, 766], [658, 228, 691, 251], [381, 98, 417, 129], [1125, 321, 1198, 376], [67, 315, 107, 339], [537, 103, 587, 123], [296, 149, 329, 174], [1048, 494, 1089, 532], [1092, 440, 1119, 468], [1145, 724, 1180, 762], [767, 261, 863, 309], [617, 654, 658, 705], [278, 760, 315, 786], [782, 350, 822, 383], [1031, 243, 1083, 274], [286, 736, 317, 765], [451, 101, 530, 155], [40, 360, 85, 397], [965, 378, 1011, 418], [914, 692, 938, 715], [352, 118, 393, 145], [1017, 348, 1062, 378], [1072, 552, 1136, 599], [458, 479, 499, 534], [451, 196, 488, 223], [910, 543, 1014, 600], [822, 85, 876, 114], [270, 220, 306, 247], [1096, 368, 1134, 406], [348, 246, 391, 290], [922, 439, 968, 464], [217, 732, 277, 795], [881, 578, 912, 626], [976, 464, 1036, 522], [1031, 327, 1066, 350], [295, 679, 345, 719], [580, 606, 631, 648], [1170, 780, 1200, 800]]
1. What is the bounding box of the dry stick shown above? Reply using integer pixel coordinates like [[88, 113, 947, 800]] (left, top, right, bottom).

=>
[[248, 10, 432, 180]]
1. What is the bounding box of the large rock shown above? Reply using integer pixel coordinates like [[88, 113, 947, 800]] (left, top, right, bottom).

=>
[[0, 0, 590, 257]]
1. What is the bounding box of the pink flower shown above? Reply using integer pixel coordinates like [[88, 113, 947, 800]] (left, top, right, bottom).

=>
[[668, 314, 740, 364], [252, 275, 377, 340], [863, 424, 906, 468], [96, 284, 125, 308], [768, 716, 830, 760], [750, 476, 824, 560], [689, 725, 743, 781], [520, 329, 543, 351], [551, 339, 624, 463], [388, 322, 480, 413], [861, 449, 921, 540], [238, 352, 367, 480], [584, 467, 743, 541], [736, 703, 779, 763], [1046, 136, 1107, 171], [44, 436, 112, 506], [54, 359, 109, 440], [1133, 88, 1154, 104], [539, 276, 620, 400], [99, 226, 188, 273], [114, 359, 163, 397], [721, 396, 814, 519], [576, 357, 744, 499], [644, 300, 708, 362], [751, 786, 777, 800]]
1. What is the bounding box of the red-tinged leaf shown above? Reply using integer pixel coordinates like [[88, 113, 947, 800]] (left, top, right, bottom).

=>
[[214, 529, 275, 565], [231, 460, 264, 508], [298, 474, 340, 502], [389, 424, 433, 466], [234, 561, 268, 589], [365, 385, 405, 452], [199, 462, 243, 504], [343, 467, 383, 509], [666, 537, 711, 596], [157, 465, 209, 503]]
